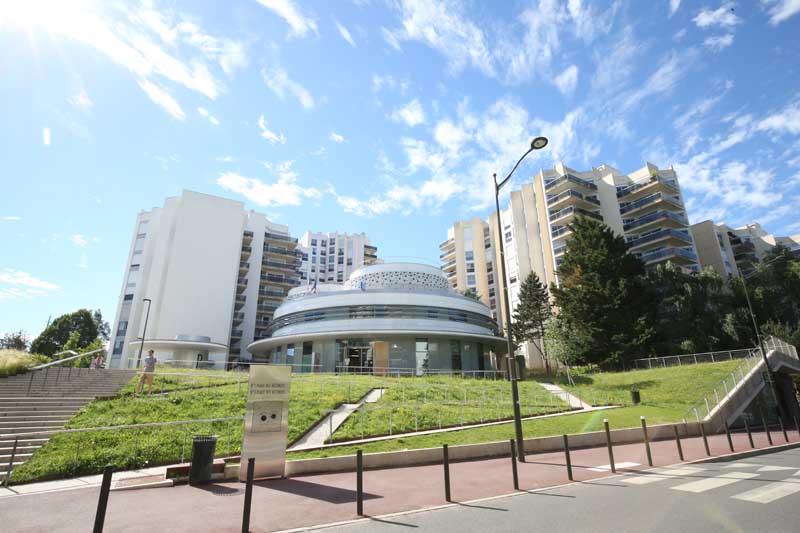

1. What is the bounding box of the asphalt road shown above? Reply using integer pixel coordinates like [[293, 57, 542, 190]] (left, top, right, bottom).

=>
[[325, 447, 800, 533]]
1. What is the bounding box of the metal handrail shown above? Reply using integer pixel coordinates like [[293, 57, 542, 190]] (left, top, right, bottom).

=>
[[30, 349, 105, 370], [631, 348, 756, 369]]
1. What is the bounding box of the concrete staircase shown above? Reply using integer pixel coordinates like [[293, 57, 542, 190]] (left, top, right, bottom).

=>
[[0, 368, 136, 480]]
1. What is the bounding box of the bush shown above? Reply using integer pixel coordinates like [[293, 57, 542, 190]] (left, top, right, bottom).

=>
[[0, 350, 49, 377]]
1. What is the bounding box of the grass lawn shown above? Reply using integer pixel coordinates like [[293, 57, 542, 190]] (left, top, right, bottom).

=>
[[0, 349, 48, 377]]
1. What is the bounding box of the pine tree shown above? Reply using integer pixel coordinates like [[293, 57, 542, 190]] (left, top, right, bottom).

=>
[[511, 271, 552, 371], [550, 216, 655, 368]]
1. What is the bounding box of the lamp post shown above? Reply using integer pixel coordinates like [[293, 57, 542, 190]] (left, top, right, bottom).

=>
[[493, 136, 548, 462], [738, 257, 786, 420], [135, 298, 152, 369]]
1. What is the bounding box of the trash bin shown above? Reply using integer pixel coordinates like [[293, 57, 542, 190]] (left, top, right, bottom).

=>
[[189, 435, 218, 485], [630, 390, 641, 404]]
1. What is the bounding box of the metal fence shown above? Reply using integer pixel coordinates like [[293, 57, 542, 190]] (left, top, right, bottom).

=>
[[630, 348, 758, 369]]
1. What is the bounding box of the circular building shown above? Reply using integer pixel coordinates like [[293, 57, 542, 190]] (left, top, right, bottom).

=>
[[247, 263, 506, 374]]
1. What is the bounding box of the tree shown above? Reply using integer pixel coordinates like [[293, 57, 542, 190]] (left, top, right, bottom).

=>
[[30, 309, 100, 358], [93, 309, 110, 341], [62, 332, 105, 368], [461, 289, 482, 301], [510, 271, 552, 371], [1, 330, 29, 351], [550, 216, 655, 368]]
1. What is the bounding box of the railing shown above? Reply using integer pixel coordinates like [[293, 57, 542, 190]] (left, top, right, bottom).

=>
[[239, 261, 249, 269], [623, 210, 687, 231], [616, 175, 678, 198], [544, 173, 597, 192], [333, 366, 507, 379], [553, 244, 567, 256], [619, 192, 682, 215], [636, 246, 697, 264], [631, 348, 757, 369], [30, 348, 106, 371], [241, 245, 252, 253], [262, 260, 300, 271], [551, 225, 571, 239], [546, 189, 600, 206], [264, 232, 298, 244], [626, 228, 692, 249], [261, 274, 301, 285], [442, 259, 457, 269], [548, 206, 603, 223]]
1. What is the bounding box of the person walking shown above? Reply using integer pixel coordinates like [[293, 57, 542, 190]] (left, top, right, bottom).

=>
[[90, 353, 104, 369], [137, 350, 157, 395]]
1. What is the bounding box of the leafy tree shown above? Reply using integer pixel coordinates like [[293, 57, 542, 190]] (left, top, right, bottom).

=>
[[93, 309, 110, 341], [62, 332, 105, 368], [1, 330, 29, 351], [461, 289, 482, 301], [745, 245, 800, 328], [550, 216, 655, 368], [511, 271, 552, 371], [30, 309, 100, 358]]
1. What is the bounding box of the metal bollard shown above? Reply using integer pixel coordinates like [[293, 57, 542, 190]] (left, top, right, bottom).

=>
[[724, 421, 734, 453], [356, 450, 364, 516], [778, 417, 788, 443], [510, 440, 519, 490], [699, 422, 711, 456], [93, 465, 114, 533], [640, 416, 652, 467], [794, 416, 800, 438], [603, 419, 616, 473], [242, 458, 254, 533], [758, 403, 773, 446], [744, 417, 755, 448], [443, 444, 451, 502], [3, 438, 18, 487], [563, 435, 573, 481], [673, 425, 684, 461]]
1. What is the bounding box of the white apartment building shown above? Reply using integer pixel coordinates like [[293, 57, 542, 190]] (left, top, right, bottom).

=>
[[440, 161, 699, 369], [440, 219, 498, 313], [691, 220, 800, 277], [297, 231, 379, 286], [108, 190, 302, 369]]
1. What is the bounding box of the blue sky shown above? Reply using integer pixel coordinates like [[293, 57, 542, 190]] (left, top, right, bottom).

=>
[[2, 0, 800, 339]]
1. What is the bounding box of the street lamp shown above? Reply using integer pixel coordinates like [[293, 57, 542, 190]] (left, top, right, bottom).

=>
[[737, 257, 786, 420], [135, 298, 153, 369], [493, 136, 548, 462]]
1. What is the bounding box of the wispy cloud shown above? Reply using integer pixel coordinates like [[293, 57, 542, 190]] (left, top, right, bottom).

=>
[[197, 106, 220, 125], [391, 99, 426, 127], [217, 162, 321, 207], [138, 79, 185, 120], [69, 89, 93, 111], [255, 0, 318, 38], [70, 234, 88, 247], [554, 65, 579, 96], [1, 216, 21, 221], [335, 20, 356, 47], [762, 0, 800, 25], [262, 67, 315, 110], [42, 127, 51, 146], [669, 0, 682, 17], [693, 3, 742, 28], [704, 34, 734, 52], [0, 269, 59, 301], [329, 132, 345, 143], [257, 115, 287, 144]]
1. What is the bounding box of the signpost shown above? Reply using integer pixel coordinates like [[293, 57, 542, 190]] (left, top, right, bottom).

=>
[[239, 365, 291, 481]]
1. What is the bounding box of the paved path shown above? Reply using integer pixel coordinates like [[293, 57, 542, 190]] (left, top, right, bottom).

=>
[[3, 429, 798, 532], [538, 382, 593, 410], [0, 465, 170, 498], [290, 389, 385, 451], [328, 447, 800, 532]]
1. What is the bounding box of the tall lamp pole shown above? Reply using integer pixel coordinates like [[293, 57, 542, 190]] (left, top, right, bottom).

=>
[[136, 298, 152, 369], [493, 136, 548, 462]]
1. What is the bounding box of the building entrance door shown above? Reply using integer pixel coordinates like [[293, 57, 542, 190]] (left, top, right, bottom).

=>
[[347, 347, 372, 373]]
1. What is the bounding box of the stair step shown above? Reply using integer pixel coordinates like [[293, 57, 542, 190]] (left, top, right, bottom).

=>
[[0, 415, 73, 423], [0, 419, 70, 426], [0, 410, 79, 416], [0, 452, 33, 461], [0, 445, 42, 454], [0, 426, 64, 436], [0, 438, 49, 447]]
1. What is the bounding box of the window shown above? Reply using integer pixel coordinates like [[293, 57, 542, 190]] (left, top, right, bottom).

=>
[[487, 274, 494, 284], [450, 340, 462, 371], [509, 276, 517, 284], [312, 248, 317, 255], [346, 258, 353, 266], [329, 247, 335, 254], [415, 338, 428, 375], [126, 265, 140, 287], [338, 257, 344, 264], [113, 339, 124, 355], [117, 321, 128, 335], [466, 263, 475, 273], [321, 240, 327, 247], [311, 256, 317, 264], [467, 274, 476, 285], [123, 294, 134, 301], [320, 257, 326, 264], [505, 231, 512, 242], [486, 262, 493, 273], [329, 238, 335, 245], [311, 239, 317, 245], [465, 251, 474, 261]]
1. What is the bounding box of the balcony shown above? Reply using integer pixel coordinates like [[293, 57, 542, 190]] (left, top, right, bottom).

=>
[[243, 230, 253, 241], [239, 261, 249, 273], [616, 175, 679, 200], [439, 247, 456, 260], [551, 225, 572, 240], [264, 232, 298, 245], [259, 288, 286, 299], [364, 253, 378, 260], [553, 244, 568, 257], [440, 238, 455, 249], [544, 173, 597, 195], [619, 192, 683, 216], [240, 245, 252, 258], [261, 273, 301, 286], [364, 245, 378, 253], [264, 245, 302, 259], [623, 210, 688, 232], [262, 259, 300, 273], [442, 259, 457, 270], [549, 206, 603, 224], [232, 310, 245, 323], [627, 228, 693, 252], [547, 189, 601, 210], [230, 329, 243, 339], [636, 247, 698, 266]]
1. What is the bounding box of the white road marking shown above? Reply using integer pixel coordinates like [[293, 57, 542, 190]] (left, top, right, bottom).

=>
[[757, 465, 796, 472], [723, 462, 761, 468], [732, 480, 800, 504], [622, 467, 706, 485], [589, 462, 640, 472], [671, 472, 759, 493]]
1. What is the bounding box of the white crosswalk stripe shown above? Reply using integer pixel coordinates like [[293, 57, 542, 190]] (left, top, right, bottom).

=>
[[670, 472, 759, 493], [757, 465, 795, 472], [732, 479, 800, 504], [589, 462, 640, 472], [622, 467, 706, 486], [723, 462, 761, 469]]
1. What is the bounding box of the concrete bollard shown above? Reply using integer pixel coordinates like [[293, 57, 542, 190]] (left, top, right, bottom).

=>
[[443, 444, 451, 502], [510, 440, 519, 490], [640, 417, 652, 467], [603, 419, 616, 473], [563, 435, 573, 480], [93, 465, 114, 533], [699, 422, 711, 456], [241, 458, 255, 533], [356, 450, 364, 516], [673, 425, 684, 461]]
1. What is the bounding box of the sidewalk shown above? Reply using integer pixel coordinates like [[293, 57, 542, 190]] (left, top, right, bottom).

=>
[[3, 428, 799, 532]]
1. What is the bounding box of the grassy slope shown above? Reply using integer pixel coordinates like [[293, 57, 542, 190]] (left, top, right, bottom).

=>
[[0, 350, 48, 377]]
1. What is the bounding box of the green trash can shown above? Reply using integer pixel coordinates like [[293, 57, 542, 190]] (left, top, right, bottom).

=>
[[631, 390, 641, 405], [189, 435, 218, 486]]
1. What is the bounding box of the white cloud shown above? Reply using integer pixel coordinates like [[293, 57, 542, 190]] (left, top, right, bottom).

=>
[[42, 127, 51, 146], [392, 99, 426, 127], [1, 216, 21, 221], [138, 79, 185, 120], [197, 106, 209, 117], [757, 101, 800, 135], [329, 132, 345, 143], [70, 234, 88, 247], [380, 26, 402, 51], [669, 0, 682, 16], [209, 116, 220, 125], [554, 65, 579, 96], [197, 106, 219, 125], [623, 51, 691, 111], [0, 269, 59, 291], [704, 33, 734, 51], [762, 0, 800, 25], [216, 155, 235, 163], [257, 115, 287, 144], [69, 89, 93, 111], [255, 0, 318, 38], [434, 120, 470, 153], [173, 21, 248, 75], [693, 3, 742, 28], [217, 165, 321, 207], [335, 20, 356, 47], [262, 67, 315, 110]]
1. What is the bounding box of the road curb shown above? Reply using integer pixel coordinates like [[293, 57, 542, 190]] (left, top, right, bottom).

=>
[[685, 439, 800, 464]]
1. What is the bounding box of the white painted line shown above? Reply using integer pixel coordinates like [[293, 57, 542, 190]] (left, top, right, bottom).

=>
[[622, 466, 706, 485], [723, 462, 761, 468], [589, 462, 640, 472], [671, 472, 758, 493], [732, 480, 800, 504], [757, 465, 796, 472]]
